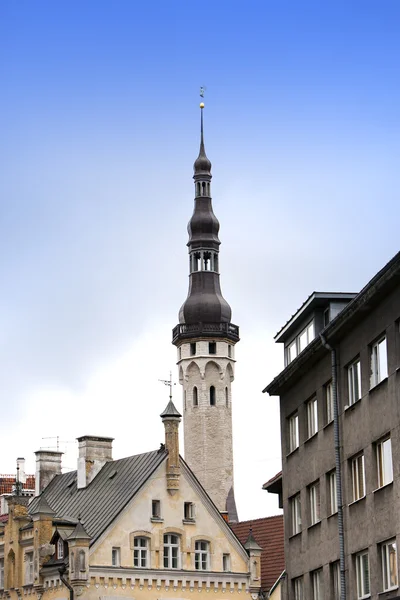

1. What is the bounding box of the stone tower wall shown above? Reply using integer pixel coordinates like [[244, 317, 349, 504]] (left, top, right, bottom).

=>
[[177, 339, 236, 514]]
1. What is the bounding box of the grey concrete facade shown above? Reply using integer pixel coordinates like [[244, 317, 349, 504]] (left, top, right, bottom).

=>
[[265, 253, 400, 600]]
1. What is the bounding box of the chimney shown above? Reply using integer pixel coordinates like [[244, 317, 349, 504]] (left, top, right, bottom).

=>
[[35, 450, 63, 495], [77, 435, 113, 489], [160, 400, 181, 495], [17, 457, 26, 484]]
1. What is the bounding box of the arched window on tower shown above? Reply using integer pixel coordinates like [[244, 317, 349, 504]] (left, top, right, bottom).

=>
[[210, 386, 216, 406], [225, 387, 229, 407], [196, 182, 201, 196], [214, 253, 219, 273], [203, 252, 211, 271], [202, 181, 206, 196], [193, 252, 201, 272], [193, 387, 198, 407]]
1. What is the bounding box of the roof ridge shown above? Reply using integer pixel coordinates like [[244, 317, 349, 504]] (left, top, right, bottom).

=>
[[233, 514, 283, 524]]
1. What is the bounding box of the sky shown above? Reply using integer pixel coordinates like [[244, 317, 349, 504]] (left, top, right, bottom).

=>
[[1, 0, 400, 519]]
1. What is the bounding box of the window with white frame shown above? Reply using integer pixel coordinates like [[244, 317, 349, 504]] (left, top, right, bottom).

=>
[[112, 547, 120, 567], [307, 397, 318, 438], [184, 501, 195, 521], [381, 539, 397, 591], [222, 553, 231, 572], [57, 538, 64, 560], [293, 576, 304, 600], [291, 493, 301, 535], [163, 534, 180, 569], [288, 412, 299, 452], [25, 551, 34, 585], [326, 381, 334, 424], [0, 558, 4, 589], [356, 551, 370, 599], [152, 499, 161, 519], [288, 340, 297, 364], [332, 561, 341, 600], [328, 470, 338, 515], [371, 336, 388, 387], [286, 321, 315, 365], [133, 537, 148, 568], [377, 437, 393, 488], [195, 540, 210, 570], [311, 569, 323, 600], [309, 481, 320, 525], [348, 358, 361, 405], [351, 454, 365, 502]]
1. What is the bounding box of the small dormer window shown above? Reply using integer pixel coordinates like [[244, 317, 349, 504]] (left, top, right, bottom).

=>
[[57, 538, 64, 560], [324, 307, 330, 327]]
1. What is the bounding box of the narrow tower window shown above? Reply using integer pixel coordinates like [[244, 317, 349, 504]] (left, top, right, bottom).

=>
[[193, 253, 201, 272], [209, 342, 216, 354], [196, 182, 201, 196], [193, 386, 198, 406], [214, 253, 219, 272], [225, 387, 229, 407], [202, 181, 206, 195], [190, 342, 196, 356], [228, 344, 232, 357], [210, 386, 216, 406], [203, 251, 211, 271]]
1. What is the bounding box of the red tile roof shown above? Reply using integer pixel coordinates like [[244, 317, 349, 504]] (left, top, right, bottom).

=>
[[230, 515, 284, 593], [0, 475, 35, 495]]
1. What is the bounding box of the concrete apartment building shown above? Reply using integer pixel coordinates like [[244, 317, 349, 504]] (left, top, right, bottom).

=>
[[264, 252, 400, 600]]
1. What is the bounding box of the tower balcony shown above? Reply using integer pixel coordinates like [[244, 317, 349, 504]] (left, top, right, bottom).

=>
[[172, 322, 240, 345]]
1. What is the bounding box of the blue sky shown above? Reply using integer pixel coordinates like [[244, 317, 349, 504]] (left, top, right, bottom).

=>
[[1, 1, 400, 518]]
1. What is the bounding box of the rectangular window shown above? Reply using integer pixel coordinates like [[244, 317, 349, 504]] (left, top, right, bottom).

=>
[[324, 307, 330, 326], [222, 554, 231, 572], [348, 359, 361, 405], [309, 481, 320, 525], [288, 340, 297, 364], [209, 342, 216, 354], [326, 381, 334, 424], [371, 336, 388, 387], [25, 552, 34, 585], [351, 454, 365, 502], [184, 501, 195, 520], [356, 551, 370, 599], [288, 412, 299, 452], [133, 537, 148, 568], [163, 534, 180, 569], [311, 569, 323, 600], [112, 547, 121, 567], [0, 558, 3, 589], [228, 345, 232, 358], [382, 539, 397, 591], [299, 321, 315, 353], [293, 576, 304, 600], [195, 540, 210, 570], [190, 342, 196, 356], [332, 561, 341, 600], [377, 437, 393, 488], [291, 493, 302, 535], [328, 470, 338, 515], [307, 397, 318, 438], [152, 499, 161, 519]]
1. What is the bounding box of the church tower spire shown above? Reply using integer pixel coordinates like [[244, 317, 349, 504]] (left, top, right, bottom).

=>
[[172, 102, 239, 522]]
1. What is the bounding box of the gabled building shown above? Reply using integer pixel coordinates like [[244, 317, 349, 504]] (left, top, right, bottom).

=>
[[264, 251, 400, 600], [0, 404, 261, 600], [0, 458, 35, 515]]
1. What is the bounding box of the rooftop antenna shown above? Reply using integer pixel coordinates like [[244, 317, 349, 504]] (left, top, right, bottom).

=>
[[41, 436, 74, 451], [159, 371, 176, 401]]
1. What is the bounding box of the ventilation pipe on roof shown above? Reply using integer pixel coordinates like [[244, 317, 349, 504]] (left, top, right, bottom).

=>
[[320, 334, 346, 600]]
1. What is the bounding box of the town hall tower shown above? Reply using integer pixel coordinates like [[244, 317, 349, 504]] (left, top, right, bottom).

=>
[[172, 104, 239, 522]]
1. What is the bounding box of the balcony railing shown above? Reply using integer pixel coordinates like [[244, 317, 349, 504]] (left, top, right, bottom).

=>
[[172, 322, 240, 343]]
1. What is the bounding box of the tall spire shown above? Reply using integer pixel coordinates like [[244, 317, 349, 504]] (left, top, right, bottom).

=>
[[193, 103, 212, 176]]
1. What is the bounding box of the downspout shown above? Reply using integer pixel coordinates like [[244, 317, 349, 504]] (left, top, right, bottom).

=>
[[58, 565, 74, 600], [320, 334, 346, 600]]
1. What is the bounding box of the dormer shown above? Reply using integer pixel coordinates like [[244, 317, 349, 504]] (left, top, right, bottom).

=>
[[275, 292, 356, 366]]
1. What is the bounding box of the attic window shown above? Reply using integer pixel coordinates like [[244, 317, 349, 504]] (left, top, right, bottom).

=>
[[112, 547, 120, 567], [152, 499, 161, 519], [108, 470, 117, 479], [184, 502, 195, 521]]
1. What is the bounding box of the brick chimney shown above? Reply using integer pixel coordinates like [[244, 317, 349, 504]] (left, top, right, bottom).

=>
[[77, 435, 113, 489], [35, 450, 63, 495]]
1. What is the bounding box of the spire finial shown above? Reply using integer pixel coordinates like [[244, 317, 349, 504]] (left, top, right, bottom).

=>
[[194, 87, 211, 175]]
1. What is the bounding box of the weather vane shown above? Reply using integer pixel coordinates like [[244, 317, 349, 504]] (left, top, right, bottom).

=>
[[159, 371, 176, 401], [200, 86, 206, 98]]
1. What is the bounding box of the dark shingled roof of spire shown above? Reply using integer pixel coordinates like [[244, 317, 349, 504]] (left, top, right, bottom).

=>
[[160, 400, 182, 418], [68, 519, 91, 541], [30, 494, 56, 516]]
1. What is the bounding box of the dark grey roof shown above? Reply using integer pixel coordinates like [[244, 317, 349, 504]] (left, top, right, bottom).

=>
[[244, 530, 262, 551], [68, 520, 91, 541], [30, 494, 56, 516], [29, 449, 167, 545], [160, 400, 181, 418]]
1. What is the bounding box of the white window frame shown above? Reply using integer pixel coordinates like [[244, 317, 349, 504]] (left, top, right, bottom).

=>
[[377, 437, 393, 488], [163, 534, 180, 569], [351, 454, 365, 502], [356, 551, 370, 599], [222, 553, 231, 572], [291, 493, 301, 535], [329, 470, 338, 515], [111, 546, 120, 567], [348, 358, 361, 405], [289, 412, 299, 452], [0, 557, 4, 589], [195, 540, 210, 571], [25, 551, 34, 585], [152, 499, 161, 519], [332, 561, 341, 600], [309, 481, 320, 525], [293, 576, 304, 600], [184, 501, 195, 521], [312, 569, 323, 600], [326, 381, 334, 424], [57, 538, 64, 560], [382, 539, 398, 591], [371, 336, 388, 388], [133, 537, 149, 568], [307, 397, 318, 438], [286, 321, 315, 365]]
